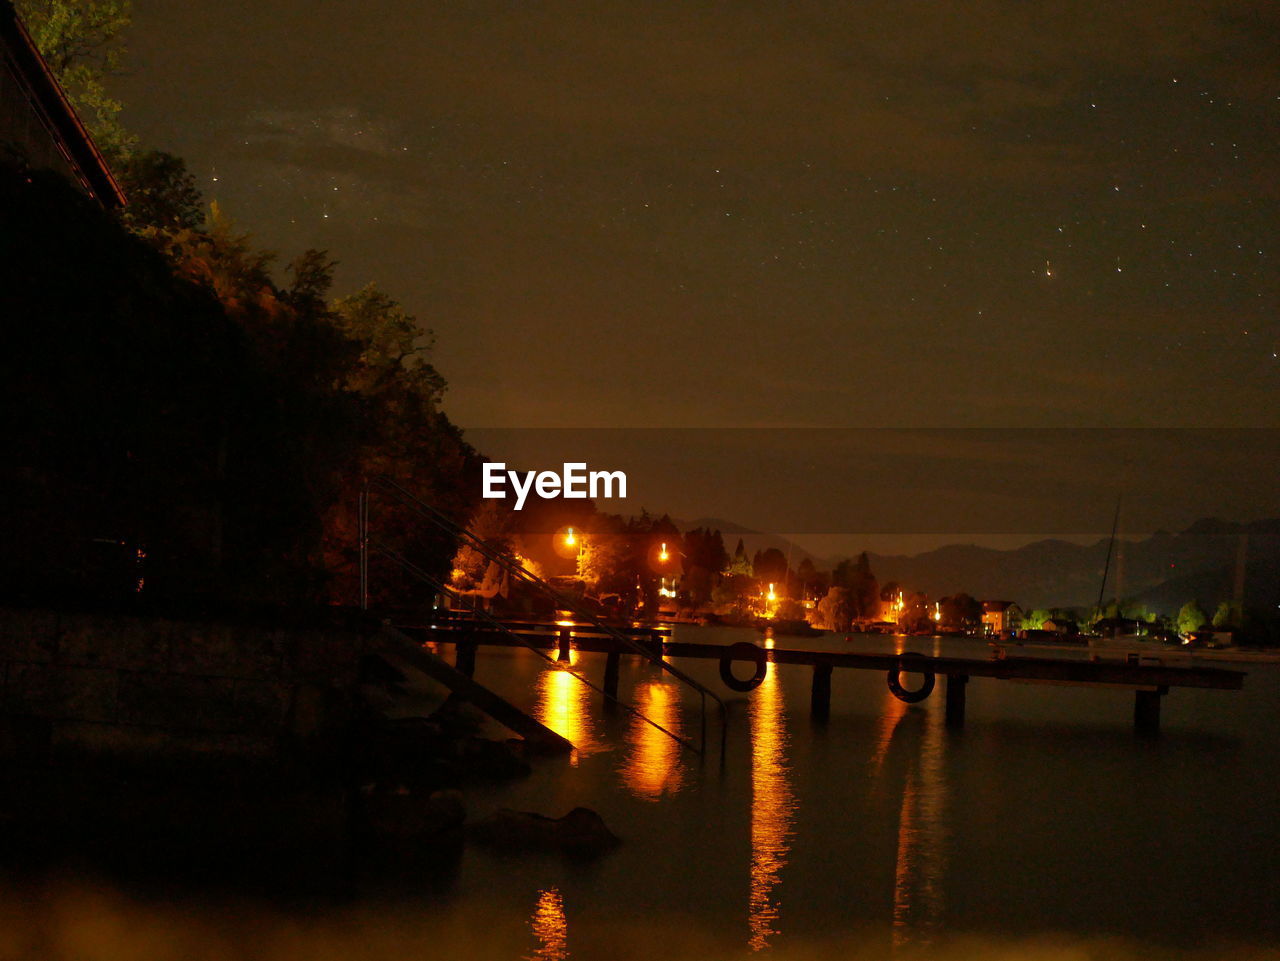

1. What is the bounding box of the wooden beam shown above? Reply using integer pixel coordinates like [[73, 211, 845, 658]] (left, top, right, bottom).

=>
[[810, 663, 833, 721], [455, 639, 476, 677], [394, 626, 1247, 693], [1134, 686, 1167, 735], [603, 651, 620, 707], [660, 643, 1245, 692], [945, 674, 968, 729]]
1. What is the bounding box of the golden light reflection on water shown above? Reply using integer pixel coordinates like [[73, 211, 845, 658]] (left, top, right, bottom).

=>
[[889, 691, 949, 951], [621, 681, 684, 801], [748, 660, 796, 952], [534, 664, 596, 764], [526, 886, 568, 961], [4, 882, 1272, 961], [869, 692, 910, 783]]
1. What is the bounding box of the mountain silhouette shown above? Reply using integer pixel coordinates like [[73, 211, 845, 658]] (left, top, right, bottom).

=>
[[679, 516, 1280, 612]]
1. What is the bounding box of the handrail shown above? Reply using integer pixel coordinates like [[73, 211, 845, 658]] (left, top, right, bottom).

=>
[[358, 474, 728, 754], [414, 614, 668, 641]]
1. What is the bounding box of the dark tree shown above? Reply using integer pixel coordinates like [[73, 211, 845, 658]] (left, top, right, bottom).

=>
[[117, 150, 203, 230], [683, 527, 728, 576], [833, 552, 879, 620], [680, 527, 728, 607], [939, 593, 982, 628], [753, 547, 789, 585]]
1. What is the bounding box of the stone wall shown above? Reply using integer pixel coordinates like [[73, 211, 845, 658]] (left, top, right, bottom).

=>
[[0, 608, 368, 760]]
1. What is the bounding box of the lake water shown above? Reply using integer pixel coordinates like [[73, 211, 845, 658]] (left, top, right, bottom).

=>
[[5, 625, 1278, 960]]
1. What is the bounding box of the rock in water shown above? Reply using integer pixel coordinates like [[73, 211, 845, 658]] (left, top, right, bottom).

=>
[[469, 806, 620, 855]]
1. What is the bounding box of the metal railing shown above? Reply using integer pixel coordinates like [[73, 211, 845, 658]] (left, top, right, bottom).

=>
[[358, 474, 728, 755]]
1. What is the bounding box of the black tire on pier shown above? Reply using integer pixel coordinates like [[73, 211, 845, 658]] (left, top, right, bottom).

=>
[[887, 653, 935, 703], [719, 641, 769, 692]]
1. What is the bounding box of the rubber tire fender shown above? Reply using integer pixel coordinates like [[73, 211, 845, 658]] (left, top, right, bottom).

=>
[[720, 641, 769, 692], [887, 652, 936, 703]]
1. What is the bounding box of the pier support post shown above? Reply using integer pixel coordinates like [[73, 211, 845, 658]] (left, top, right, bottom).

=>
[[456, 639, 476, 678], [810, 663, 833, 721], [557, 628, 571, 662], [603, 650, 620, 708], [1134, 686, 1166, 735], [649, 634, 665, 664], [945, 674, 969, 729]]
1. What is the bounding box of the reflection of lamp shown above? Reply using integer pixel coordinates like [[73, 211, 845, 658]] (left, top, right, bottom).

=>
[[748, 646, 793, 951], [537, 667, 590, 764], [528, 887, 568, 961], [622, 681, 683, 800]]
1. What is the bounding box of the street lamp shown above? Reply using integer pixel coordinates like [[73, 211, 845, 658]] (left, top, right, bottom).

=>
[[561, 527, 585, 579], [655, 542, 679, 599]]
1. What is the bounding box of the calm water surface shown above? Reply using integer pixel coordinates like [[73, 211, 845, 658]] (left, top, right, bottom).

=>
[[453, 626, 1280, 958], [7, 626, 1278, 961]]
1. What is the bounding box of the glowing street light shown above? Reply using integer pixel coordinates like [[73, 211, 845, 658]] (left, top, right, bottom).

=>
[[560, 527, 586, 580], [658, 542, 669, 563]]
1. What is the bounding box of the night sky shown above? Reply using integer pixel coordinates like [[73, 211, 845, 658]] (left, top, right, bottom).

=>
[[115, 2, 1280, 550]]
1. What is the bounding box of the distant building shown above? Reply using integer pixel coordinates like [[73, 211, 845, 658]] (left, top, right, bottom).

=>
[[1041, 617, 1079, 635], [1093, 616, 1147, 637], [1188, 628, 1234, 649], [0, 0, 124, 207], [981, 600, 1021, 635]]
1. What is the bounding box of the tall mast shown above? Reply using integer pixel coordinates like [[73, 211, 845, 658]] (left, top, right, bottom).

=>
[[1095, 494, 1122, 618]]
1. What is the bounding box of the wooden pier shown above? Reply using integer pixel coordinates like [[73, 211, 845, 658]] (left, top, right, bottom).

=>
[[396, 620, 1246, 735]]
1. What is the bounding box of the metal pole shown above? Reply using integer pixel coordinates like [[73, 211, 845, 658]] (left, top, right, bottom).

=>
[[1095, 494, 1122, 626]]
